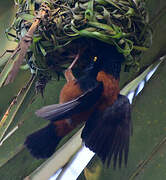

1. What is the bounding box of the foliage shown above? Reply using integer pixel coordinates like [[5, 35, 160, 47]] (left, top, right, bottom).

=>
[[0, 0, 166, 180], [0, 0, 150, 87]]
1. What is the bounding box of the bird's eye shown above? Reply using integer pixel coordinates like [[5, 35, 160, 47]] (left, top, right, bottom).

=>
[[93, 56, 98, 62]]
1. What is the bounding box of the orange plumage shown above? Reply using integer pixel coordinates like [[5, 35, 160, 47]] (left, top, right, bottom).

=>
[[96, 71, 120, 110], [54, 69, 120, 137]]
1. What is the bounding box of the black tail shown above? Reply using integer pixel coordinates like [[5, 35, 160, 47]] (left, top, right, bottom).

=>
[[24, 123, 61, 159], [81, 95, 131, 168]]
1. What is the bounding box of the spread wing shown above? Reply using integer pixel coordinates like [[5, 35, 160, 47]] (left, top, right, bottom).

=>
[[81, 94, 132, 168], [36, 82, 103, 122]]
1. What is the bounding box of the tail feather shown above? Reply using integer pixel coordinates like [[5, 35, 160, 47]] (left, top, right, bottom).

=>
[[24, 123, 61, 159], [81, 94, 131, 168]]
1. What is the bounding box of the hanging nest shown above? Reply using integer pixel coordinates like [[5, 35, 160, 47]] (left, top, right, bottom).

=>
[[3, 0, 151, 88]]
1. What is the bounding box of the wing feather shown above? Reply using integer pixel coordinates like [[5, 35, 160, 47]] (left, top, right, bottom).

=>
[[81, 94, 132, 168], [36, 82, 103, 121]]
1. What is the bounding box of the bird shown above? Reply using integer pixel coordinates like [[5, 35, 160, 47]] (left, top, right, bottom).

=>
[[24, 39, 132, 168]]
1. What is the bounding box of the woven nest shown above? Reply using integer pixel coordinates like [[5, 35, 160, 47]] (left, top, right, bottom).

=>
[[6, 0, 151, 88]]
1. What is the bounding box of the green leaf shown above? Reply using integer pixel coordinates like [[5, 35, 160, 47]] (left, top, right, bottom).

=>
[[0, 0, 166, 180], [0, 75, 35, 142], [0, 5, 17, 66], [119, 0, 166, 87], [0, 53, 12, 67], [120, 59, 162, 95], [0, 70, 30, 118], [19, 14, 35, 21], [0, 79, 65, 179], [85, 0, 95, 21], [128, 59, 166, 179], [0, 51, 20, 87], [88, 21, 115, 34], [38, 43, 47, 56]]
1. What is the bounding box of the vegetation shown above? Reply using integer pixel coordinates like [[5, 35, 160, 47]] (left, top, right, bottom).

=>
[[0, 0, 166, 179]]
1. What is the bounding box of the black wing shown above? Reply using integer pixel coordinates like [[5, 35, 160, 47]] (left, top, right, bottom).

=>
[[81, 94, 132, 168], [36, 82, 103, 121]]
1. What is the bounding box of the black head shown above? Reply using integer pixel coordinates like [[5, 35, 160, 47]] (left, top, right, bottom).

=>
[[77, 39, 125, 91], [90, 39, 125, 79], [86, 44, 125, 79]]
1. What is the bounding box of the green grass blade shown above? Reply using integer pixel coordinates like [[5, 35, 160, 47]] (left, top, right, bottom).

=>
[[0, 49, 20, 87], [0, 75, 35, 142]]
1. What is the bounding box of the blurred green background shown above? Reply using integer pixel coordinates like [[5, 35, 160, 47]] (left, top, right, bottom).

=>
[[0, 0, 166, 180]]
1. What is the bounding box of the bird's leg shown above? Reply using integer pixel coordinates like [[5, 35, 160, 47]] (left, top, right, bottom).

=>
[[64, 53, 79, 82]]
